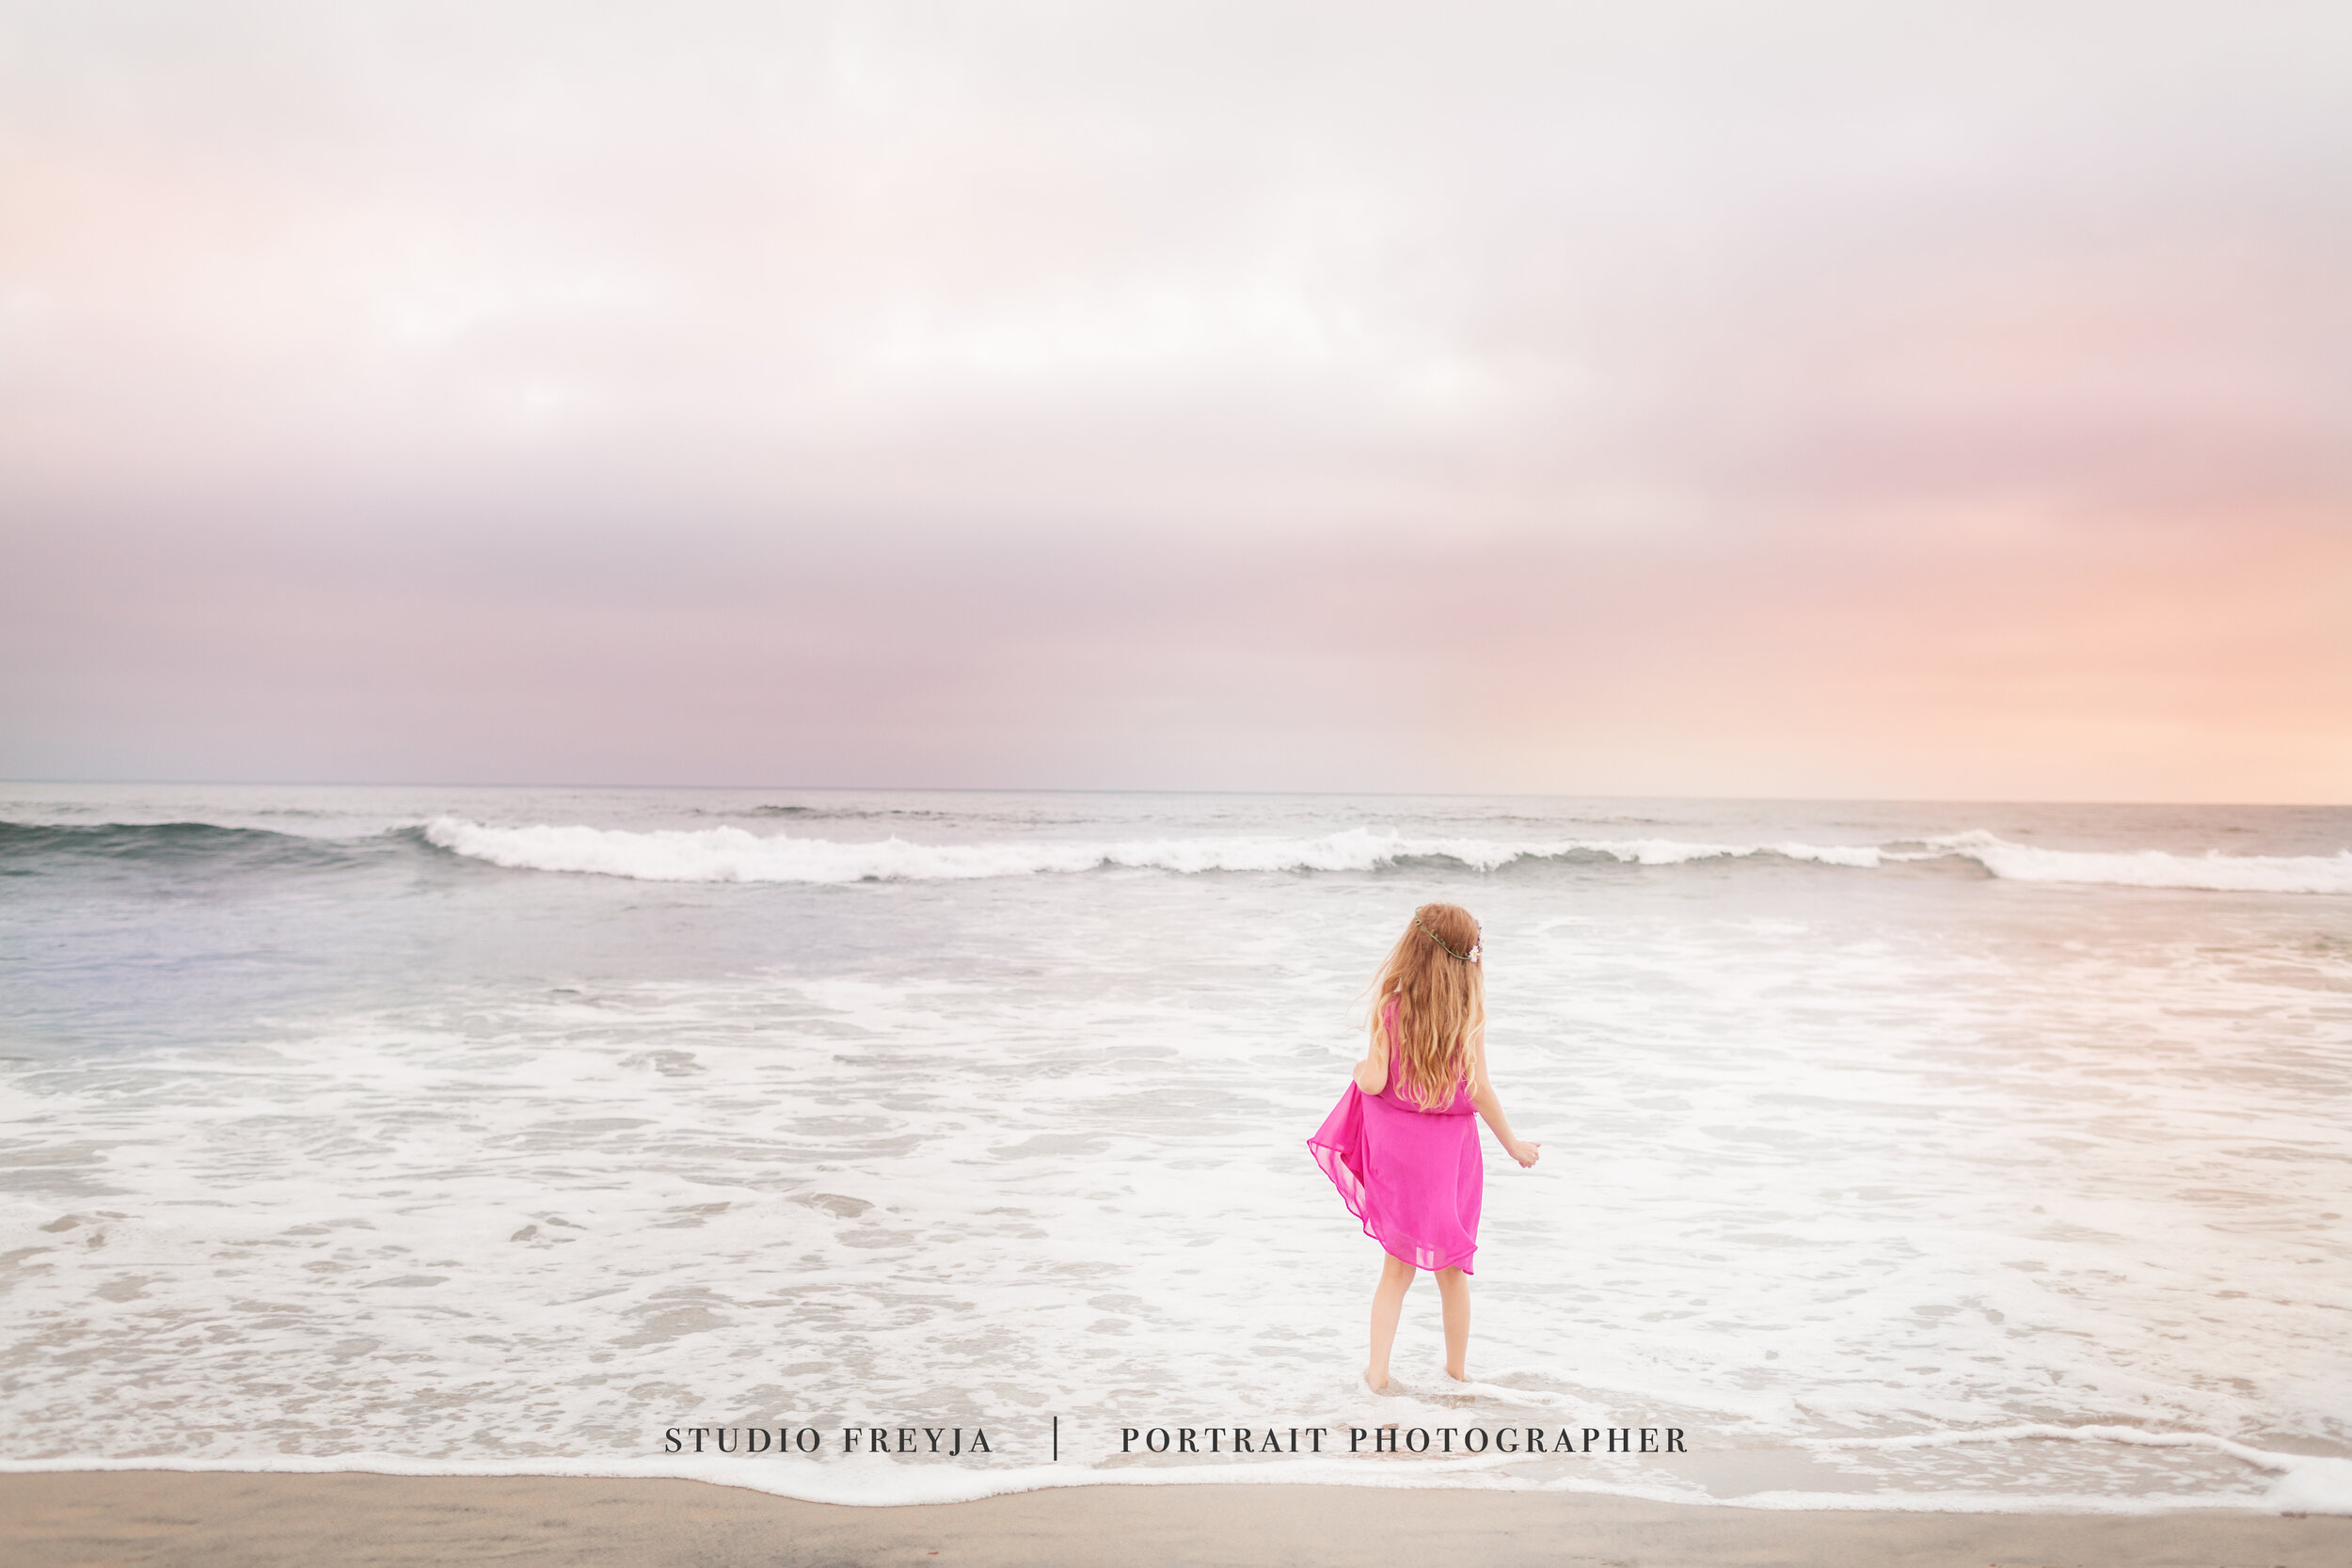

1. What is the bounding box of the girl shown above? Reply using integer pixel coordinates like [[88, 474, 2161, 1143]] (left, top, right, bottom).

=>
[[1308, 903, 1539, 1391]]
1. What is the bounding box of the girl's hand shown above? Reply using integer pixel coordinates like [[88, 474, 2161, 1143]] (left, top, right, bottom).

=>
[[1506, 1138, 1540, 1168]]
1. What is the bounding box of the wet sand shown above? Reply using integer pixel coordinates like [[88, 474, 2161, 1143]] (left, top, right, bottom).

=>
[[5, 1472, 2349, 1568]]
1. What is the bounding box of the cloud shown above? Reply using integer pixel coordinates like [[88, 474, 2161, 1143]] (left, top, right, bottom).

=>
[[3, 3, 2346, 795]]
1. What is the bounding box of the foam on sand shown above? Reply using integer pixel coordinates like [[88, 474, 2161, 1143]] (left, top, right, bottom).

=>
[[3, 1424, 2345, 1513]]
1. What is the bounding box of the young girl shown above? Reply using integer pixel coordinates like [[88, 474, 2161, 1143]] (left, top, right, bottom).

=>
[[1308, 903, 1539, 1391]]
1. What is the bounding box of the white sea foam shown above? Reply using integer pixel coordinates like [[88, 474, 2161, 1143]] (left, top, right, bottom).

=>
[[8, 936, 2345, 1508], [418, 816, 2351, 894], [8, 786, 2349, 1513], [1800, 1425, 2352, 1513], [1910, 831, 2352, 895]]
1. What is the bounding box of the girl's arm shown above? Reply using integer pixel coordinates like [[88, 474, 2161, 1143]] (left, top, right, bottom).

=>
[[1468, 1026, 1540, 1167], [1351, 1008, 1391, 1094]]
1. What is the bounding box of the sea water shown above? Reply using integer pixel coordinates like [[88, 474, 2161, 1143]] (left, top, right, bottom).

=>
[[1, 784, 2347, 1512]]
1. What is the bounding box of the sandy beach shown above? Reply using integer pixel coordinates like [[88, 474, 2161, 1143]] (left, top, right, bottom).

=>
[[5, 1473, 2347, 1568]]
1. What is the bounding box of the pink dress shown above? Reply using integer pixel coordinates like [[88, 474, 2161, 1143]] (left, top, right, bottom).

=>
[[1308, 999, 1484, 1273]]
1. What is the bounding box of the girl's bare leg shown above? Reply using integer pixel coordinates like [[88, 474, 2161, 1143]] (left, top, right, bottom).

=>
[[1363, 1251, 1416, 1390], [1436, 1266, 1470, 1381]]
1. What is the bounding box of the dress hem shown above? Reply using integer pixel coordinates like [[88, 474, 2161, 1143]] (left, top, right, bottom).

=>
[[1307, 1132, 1479, 1276]]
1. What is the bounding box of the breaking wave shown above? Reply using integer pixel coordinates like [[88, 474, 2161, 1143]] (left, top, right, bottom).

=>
[[415, 818, 2352, 894], [1919, 829, 2352, 894], [7, 817, 2343, 894]]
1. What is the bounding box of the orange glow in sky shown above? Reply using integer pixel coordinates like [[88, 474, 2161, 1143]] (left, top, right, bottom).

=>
[[2, 5, 2345, 799]]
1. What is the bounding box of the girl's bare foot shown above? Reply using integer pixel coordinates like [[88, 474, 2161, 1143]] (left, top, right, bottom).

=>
[[1446, 1368, 1469, 1383], [1361, 1368, 1390, 1393]]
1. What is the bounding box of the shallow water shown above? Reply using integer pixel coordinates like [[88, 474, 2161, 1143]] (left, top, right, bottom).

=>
[[2, 785, 2347, 1510]]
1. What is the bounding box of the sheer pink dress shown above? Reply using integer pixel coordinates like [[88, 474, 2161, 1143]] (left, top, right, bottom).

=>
[[1308, 998, 1483, 1274]]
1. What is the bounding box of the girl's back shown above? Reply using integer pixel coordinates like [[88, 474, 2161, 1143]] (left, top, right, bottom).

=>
[[1370, 997, 1475, 1117]]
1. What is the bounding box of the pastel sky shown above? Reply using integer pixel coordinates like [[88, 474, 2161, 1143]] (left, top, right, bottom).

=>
[[4, 3, 2346, 799]]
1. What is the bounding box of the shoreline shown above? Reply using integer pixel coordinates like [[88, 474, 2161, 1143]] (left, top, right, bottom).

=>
[[0, 1447, 2334, 1514], [8, 1472, 2352, 1568]]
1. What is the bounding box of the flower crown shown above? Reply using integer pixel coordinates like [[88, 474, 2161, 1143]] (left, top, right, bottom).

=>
[[1413, 913, 1482, 964]]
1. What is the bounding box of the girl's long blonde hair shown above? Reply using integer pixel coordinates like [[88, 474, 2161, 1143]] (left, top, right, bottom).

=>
[[1368, 902, 1485, 1110]]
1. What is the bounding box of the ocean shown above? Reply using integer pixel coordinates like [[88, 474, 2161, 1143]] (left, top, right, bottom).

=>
[[2, 784, 2347, 1512]]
